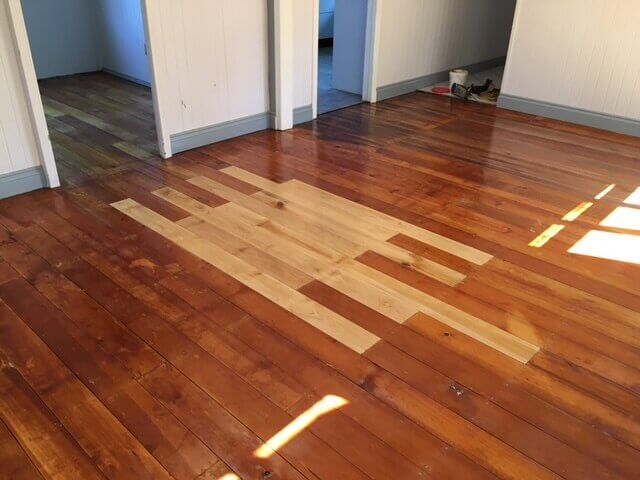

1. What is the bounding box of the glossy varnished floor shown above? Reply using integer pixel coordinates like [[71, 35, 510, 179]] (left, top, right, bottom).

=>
[[1, 73, 640, 479]]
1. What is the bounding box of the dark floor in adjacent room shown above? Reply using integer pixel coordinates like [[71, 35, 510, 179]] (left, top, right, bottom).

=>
[[317, 45, 362, 115], [39, 72, 159, 186]]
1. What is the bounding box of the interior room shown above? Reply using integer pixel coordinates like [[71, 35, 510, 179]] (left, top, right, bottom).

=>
[[0, 1, 639, 479], [316, 0, 368, 114], [20, 0, 157, 186]]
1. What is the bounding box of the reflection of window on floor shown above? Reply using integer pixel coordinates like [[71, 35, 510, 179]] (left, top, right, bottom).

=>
[[254, 395, 348, 458], [528, 183, 640, 265], [624, 187, 640, 206], [569, 230, 640, 265]]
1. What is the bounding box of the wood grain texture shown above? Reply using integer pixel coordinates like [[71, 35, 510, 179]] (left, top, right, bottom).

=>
[[0, 73, 639, 479]]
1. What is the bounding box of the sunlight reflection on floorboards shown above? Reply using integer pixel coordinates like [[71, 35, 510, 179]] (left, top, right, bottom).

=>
[[254, 395, 349, 459], [569, 230, 640, 265]]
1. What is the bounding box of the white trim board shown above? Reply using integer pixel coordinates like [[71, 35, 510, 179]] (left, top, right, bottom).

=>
[[139, 0, 171, 158], [5, 0, 59, 188], [272, 0, 294, 130]]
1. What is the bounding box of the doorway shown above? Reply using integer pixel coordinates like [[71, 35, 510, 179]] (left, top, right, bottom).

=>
[[14, 0, 162, 186], [418, 1, 517, 107], [315, 0, 370, 115]]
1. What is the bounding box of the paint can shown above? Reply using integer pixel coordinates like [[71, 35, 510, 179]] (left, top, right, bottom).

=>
[[449, 69, 469, 88]]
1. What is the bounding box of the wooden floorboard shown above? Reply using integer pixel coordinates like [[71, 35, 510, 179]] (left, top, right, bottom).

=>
[[0, 72, 639, 479]]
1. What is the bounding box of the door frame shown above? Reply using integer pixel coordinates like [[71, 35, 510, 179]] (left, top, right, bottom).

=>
[[310, 0, 380, 118], [271, 0, 379, 128], [4, 0, 169, 190]]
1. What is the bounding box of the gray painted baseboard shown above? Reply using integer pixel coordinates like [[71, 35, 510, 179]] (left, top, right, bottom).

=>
[[293, 105, 313, 125], [498, 94, 640, 138], [171, 112, 272, 154], [376, 56, 506, 102], [0, 166, 47, 200], [102, 68, 151, 87]]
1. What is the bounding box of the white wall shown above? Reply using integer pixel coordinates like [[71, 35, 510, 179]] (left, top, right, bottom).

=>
[[0, 1, 40, 176], [20, 0, 103, 79], [332, 0, 368, 95], [293, 0, 314, 109], [146, 0, 270, 137], [98, 0, 150, 85], [375, 0, 516, 88], [21, 0, 150, 84], [502, 0, 640, 121]]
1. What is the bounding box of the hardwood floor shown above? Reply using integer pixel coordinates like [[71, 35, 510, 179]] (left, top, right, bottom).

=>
[[1, 72, 640, 479]]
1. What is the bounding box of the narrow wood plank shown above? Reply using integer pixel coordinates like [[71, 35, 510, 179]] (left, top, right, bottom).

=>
[[406, 312, 640, 452], [300, 280, 640, 477], [155, 187, 537, 363], [0, 366, 104, 480], [111, 198, 379, 354], [187, 175, 466, 286], [0, 294, 173, 480], [0, 270, 220, 480], [0, 418, 45, 480], [221, 166, 493, 265]]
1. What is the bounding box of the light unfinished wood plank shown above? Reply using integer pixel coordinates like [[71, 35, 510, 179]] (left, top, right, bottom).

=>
[[221, 166, 493, 265], [111, 199, 379, 354], [153, 190, 538, 363], [175, 198, 420, 324], [179, 215, 313, 289], [154, 185, 313, 290], [346, 259, 540, 363], [187, 175, 466, 286], [253, 189, 466, 286]]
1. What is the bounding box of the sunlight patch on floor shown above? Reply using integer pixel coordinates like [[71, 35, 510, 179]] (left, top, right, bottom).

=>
[[529, 224, 565, 247], [624, 187, 640, 206], [254, 395, 349, 459], [562, 202, 593, 221], [595, 184, 616, 200], [600, 206, 640, 231], [569, 230, 640, 265]]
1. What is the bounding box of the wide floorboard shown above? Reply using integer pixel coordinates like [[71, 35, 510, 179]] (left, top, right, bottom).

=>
[[1, 72, 639, 479]]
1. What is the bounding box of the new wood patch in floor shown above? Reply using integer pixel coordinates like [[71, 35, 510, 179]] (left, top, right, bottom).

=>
[[113, 167, 539, 362]]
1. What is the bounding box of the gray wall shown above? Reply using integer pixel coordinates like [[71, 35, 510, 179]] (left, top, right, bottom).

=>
[[98, 0, 150, 85], [21, 0, 103, 79], [21, 0, 150, 84], [332, 0, 367, 94]]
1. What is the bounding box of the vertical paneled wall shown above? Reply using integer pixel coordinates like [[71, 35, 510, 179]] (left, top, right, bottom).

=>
[[146, 0, 270, 137], [0, 1, 40, 176], [293, 0, 314, 109], [375, 0, 516, 88], [502, 0, 640, 121]]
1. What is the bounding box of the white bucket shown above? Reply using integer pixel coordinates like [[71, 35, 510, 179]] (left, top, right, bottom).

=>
[[449, 69, 469, 88]]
